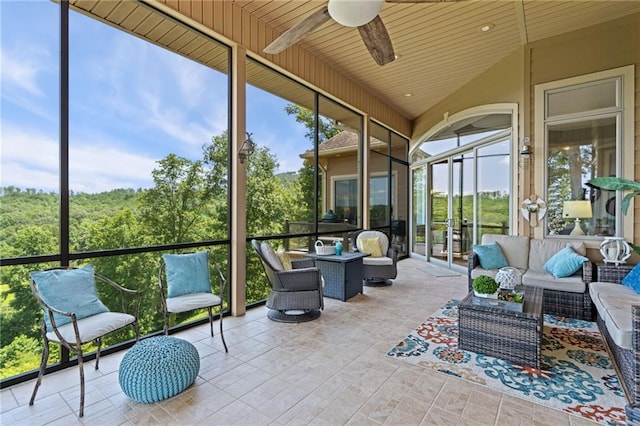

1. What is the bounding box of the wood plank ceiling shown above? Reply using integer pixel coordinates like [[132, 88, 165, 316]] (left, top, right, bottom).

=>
[[71, 0, 640, 123]]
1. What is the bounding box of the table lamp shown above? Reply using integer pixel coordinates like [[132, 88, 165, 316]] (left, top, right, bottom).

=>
[[562, 200, 592, 236]]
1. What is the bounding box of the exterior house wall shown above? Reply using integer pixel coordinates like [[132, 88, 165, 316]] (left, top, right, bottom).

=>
[[411, 13, 640, 256]]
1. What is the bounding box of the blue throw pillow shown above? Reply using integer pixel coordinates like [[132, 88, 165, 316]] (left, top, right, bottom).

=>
[[163, 251, 211, 298], [30, 265, 109, 331], [472, 241, 509, 270], [543, 246, 588, 278], [622, 263, 640, 294]]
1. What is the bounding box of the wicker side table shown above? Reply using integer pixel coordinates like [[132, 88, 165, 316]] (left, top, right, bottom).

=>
[[459, 286, 544, 368], [596, 263, 634, 282]]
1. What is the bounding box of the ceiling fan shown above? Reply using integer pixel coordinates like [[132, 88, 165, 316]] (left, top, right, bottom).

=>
[[264, 0, 463, 66]]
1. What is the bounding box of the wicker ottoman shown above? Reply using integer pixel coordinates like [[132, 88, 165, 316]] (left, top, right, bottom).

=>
[[119, 336, 200, 403]]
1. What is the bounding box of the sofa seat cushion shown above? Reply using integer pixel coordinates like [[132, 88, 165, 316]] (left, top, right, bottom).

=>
[[363, 256, 393, 266], [521, 270, 585, 293], [589, 282, 640, 350], [528, 239, 586, 272], [471, 267, 526, 282], [589, 282, 634, 316]]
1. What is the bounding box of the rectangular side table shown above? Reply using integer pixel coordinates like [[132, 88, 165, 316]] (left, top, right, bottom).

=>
[[458, 285, 544, 368], [596, 263, 634, 283], [305, 252, 369, 301]]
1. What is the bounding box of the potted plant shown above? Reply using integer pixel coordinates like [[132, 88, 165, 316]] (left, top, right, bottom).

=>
[[472, 275, 499, 298], [589, 177, 640, 256]]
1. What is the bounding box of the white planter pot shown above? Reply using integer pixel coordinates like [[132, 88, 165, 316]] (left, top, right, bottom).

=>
[[474, 290, 498, 299]]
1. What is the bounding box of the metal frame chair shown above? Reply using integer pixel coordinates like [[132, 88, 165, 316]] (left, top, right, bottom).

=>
[[158, 256, 228, 352], [29, 267, 141, 417]]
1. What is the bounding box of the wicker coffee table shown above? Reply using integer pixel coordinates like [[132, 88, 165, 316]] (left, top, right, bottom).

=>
[[458, 285, 543, 368]]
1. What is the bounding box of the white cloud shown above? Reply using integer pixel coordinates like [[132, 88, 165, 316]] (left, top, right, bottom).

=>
[[1, 122, 157, 193]]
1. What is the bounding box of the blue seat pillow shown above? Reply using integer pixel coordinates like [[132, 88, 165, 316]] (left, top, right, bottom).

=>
[[543, 246, 588, 278], [472, 241, 509, 270], [622, 263, 640, 294], [30, 265, 109, 331], [162, 251, 211, 298]]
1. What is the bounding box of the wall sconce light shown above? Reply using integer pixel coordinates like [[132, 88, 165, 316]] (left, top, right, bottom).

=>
[[519, 137, 533, 168], [238, 132, 255, 164]]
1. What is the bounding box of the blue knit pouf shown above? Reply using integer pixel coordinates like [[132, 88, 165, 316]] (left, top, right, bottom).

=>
[[119, 336, 200, 403]]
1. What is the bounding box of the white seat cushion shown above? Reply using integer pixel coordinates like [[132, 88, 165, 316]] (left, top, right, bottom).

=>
[[363, 256, 393, 266], [521, 270, 585, 293], [589, 282, 635, 318], [471, 267, 526, 282], [47, 312, 135, 343], [589, 282, 640, 350], [167, 292, 221, 314]]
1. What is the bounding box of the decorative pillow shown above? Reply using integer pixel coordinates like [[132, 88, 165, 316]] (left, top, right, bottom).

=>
[[622, 263, 640, 294], [276, 247, 293, 270], [543, 246, 588, 278], [30, 264, 109, 331], [163, 251, 211, 298], [360, 237, 383, 257], [472, 241, 509, 270]]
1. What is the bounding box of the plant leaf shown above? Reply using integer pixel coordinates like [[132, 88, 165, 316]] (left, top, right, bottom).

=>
[[589, 177, 640, 191], [621, 192, 639, 215]]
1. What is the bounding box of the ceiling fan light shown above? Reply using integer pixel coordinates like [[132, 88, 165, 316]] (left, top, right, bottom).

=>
[[328, 0, 384, 27]]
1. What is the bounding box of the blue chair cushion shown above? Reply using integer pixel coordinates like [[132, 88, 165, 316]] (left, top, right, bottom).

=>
[[30, 265, 109, 331], [472, 241, 509, 270], [163, 251, 211, 298], [119, 336, 200, 403], [543, 246, 588, 278], [622, 263, 640, 294]]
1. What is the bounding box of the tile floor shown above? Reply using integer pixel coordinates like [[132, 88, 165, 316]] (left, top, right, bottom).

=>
[[1, 258, 599, 425]]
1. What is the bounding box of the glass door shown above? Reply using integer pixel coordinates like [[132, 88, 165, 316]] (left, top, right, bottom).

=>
[[428, 154, 473, 268], [425, 137, 510, 270]]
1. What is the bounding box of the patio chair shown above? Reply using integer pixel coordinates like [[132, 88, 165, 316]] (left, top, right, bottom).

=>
[[159, 250, 228, 352], [29, 265, 141, 417], [355, 230, 398, 286], [251, 240, 324, 322]]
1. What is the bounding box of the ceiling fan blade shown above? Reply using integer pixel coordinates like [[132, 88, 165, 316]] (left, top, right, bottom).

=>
[[264, 6, 331, 55], [358, 16, 395, 66]]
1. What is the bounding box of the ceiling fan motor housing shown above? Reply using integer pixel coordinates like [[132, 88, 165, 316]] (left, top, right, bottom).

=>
[[328, 0, 384, 27]]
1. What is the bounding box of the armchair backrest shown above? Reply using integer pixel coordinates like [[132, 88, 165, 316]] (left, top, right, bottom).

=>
[[251, 240, 284, 290], [30, 265, 109, 331], [528, 239, 587, 272], [356, 230, 390, 257]]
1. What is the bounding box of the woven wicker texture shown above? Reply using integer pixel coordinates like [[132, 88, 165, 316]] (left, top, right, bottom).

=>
[[119, 336, 199, 403], [459, 286, 544, 368]]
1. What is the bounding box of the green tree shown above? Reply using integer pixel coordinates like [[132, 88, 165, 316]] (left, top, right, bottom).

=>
[[284, 104, 340, 220], [138, 154, 211, 245]]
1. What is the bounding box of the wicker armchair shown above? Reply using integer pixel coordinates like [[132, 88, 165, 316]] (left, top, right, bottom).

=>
[[354, 230, 398, 286], [251, 240, 324, 322]]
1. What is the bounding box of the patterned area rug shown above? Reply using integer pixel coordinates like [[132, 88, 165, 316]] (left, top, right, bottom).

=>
[[386, 300, 627, 425]]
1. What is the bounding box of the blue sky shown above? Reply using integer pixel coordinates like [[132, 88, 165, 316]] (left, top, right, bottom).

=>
[[1, 1, 309, 194]]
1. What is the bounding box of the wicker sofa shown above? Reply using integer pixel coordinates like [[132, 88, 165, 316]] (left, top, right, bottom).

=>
[[468, 234, 594, 321], [589, 264, 640, 417]]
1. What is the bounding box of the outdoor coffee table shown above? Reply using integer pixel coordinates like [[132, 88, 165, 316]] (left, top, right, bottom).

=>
[[305, 252, 369, 301], [458, 285, 543, 368]]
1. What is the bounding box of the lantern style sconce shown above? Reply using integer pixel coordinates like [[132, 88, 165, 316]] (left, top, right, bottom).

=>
[[519, 137, 533, 168], [238, 132, 255, 164]]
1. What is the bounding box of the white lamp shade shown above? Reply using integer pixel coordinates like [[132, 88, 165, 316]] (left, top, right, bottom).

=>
[[562, 200, 592, 219], [328, 0, 383, 27]]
